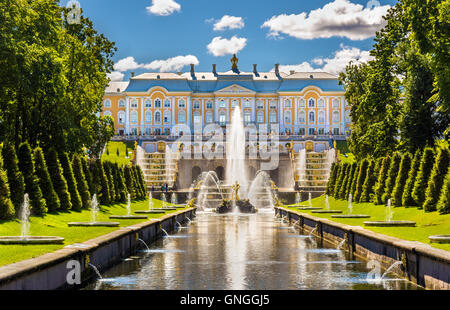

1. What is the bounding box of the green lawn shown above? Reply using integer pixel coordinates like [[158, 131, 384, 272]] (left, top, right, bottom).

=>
[[285, 195, 450, 252], [0, 198, 188, 267], [101, 141, 136, 165]]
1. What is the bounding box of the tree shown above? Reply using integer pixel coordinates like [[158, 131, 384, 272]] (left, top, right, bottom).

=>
[[0, 157, 15, 220], [402, 149, 422, 207], [391, 152, 412, 207], [344, 162, 357, 199], [381, 152, 402, 204], [326, 163, 338, 196], [81, 156, 93, 197], [72, 154, 91, 209], [123, 165, 136, 200], [354, 159, 369, 203], [360, 159, 377, 203], [338, 164, 351, 200], [103, 162, 116, 203], [412, 147, 435, 208], [34, 147, 60, 212], [1, 142, 25, 214], [374, 156, 391, 205], [96, 159, 110, 205], [349, 162, 361, 198], [333, 163, 347, 198], [423, 147, 450, 212], [437, 166, 450, 214], [59, 152, 82, 211], [116, 164, 127, 203], [131, 166, 143, 199], [17, 142, 46, 215], [135, 165, 147, 197], [46, 148, 72, 211]]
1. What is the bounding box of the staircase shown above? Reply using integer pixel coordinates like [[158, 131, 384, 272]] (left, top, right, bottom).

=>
[[136, 147, 178, 189]]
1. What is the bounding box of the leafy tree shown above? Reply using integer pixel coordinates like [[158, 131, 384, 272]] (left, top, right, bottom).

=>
[[412, 147, 435, 208], [374, 156, 391, 205], [96, 159, 110, 205], [382, 152, 402, 204], [402, 149, 422, 207], [72, 154, 91, 209], [34, 147, 60, 212], [59, 152, 82, 211], [360, 159, 378, 203], [423, 147, 450, 212], [391, 153, 412, 207], [354, 159, 369, 203], [17, 142, 46, 215], [1, 142, 25, 213], [46, 148, 71, 211], [437, 166, 450, 214], [0, 157, 15, 220], [116, 148, 119, 157]]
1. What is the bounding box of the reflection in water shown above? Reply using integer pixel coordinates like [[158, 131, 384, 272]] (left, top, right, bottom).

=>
[[83, 212, 420, 290]]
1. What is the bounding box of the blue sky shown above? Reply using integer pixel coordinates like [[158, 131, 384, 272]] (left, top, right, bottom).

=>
[[66, 0, 398, 81]]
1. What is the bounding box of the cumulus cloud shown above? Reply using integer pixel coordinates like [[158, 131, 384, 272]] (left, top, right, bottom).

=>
[[142, 55, 199, 72], [107, 71, 125, 82], [114, 57, 142, 72], [146, 0, 181, 16], [213, 15, 245, 31], [276, 44, 373, 75], [207, 36, 247, 57], [262, 0, 391, 40]]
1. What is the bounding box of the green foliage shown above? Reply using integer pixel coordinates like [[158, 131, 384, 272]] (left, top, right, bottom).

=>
[[1, 142, 25, 213], [103, 162, 116, 203], [374, 156, 391, 205], [135, 165, 147, 199], [59, 153, 82, 211], [437, 166, 450, 214], [72, 154, 91, 210], [354, 159, 369, 203], [338, 164, 351, 200], [34, 147, 60, 212], [326, 163, 338, 196], [0, 157, 15, 220], [360, 159, 377, 203], [96, 159, 110, 205], [80, 156, 93, 197], [46, 149, 71, 211], [123, 165, 136, 200], [115, 164, 128, 203], [344, 162, 357, 199], [382, 152, 402, 204], [402, 150, 422, 207], [131, 166, 143, 199], [423, 147, 450, 212], [349, 162, 360, 198], [392, 153, 412, 207], [412, 148, 435, 208], [17, 142, 46, 215], [332, 164, 345, 198]]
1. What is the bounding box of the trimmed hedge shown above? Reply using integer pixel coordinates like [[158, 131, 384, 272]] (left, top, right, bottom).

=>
[[360, 159, 377, 203], [0, 157, 15, 220], [34, 147, 60, 212], [381, 152, 402, 204], [333, 163, 348, 198], [326, 163, 338, 196], [116, 164, 128, 203], [344, 162, 357, 199], [124, 165, 136, 200], [349, 162, 360, 198], [46, 149, 72, 211], [338, 164, 351, 200], [437, 166, 450, 214], [96, 159, 110, 205], [374, 156, 391, 205], [103, 162, 116, 203], [423, 147, 450, 212], [1, 142, 25, 214], [402, 149, 422, 207], [81, 156, 93, 197], [391, 152, 412, 207], [72, 154, 91, 209], [412, 147, 435, 208], [59, 152, 82, 211], [354, 158, 369, 203]]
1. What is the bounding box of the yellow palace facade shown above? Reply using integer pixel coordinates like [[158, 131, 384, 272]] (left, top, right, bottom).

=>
[[102, 61, 350, 137]]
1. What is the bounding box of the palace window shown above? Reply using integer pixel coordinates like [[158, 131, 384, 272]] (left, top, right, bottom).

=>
[[299, 99, 306, 108], [333, 111, 340, 123], [244, 111, 252, 124], [318, 111, 325, 123], [333, 128, 340, 135], [164, 111, 171, 123], [309, 111, 315, 123], [178, 99, 186, 108], [231, 100, 238, 108], [284, 99, 291, 108], [206, 101, 213, 109], [145, 128, 152, 135], [257, 111, 264, 123], [244, 99, 251, 108], [219, 113, 226, 125], [318, 98, 325, 108], [269, 100, 277, 109], [299, 128, 305, 135], [104, 111, 112, 117], [318, 128, 325, 135], [256, 100, 264, 109], [145, 99, 152, 108], [308, 98, 315, 108], [270, 111, 277, 123], [193, 112, 201, 124], [118, 111, 125, 124], [309, 128, 316, 135], [219, 100, 226, 108], [155, 99, 161, 108], [284, 113, 291, 124], [130, 111, 138, 124], [178, 111, 186, 123], [332, 99, 340, 108], [164, 99, 171, 108], [206, 112, 213, 123], [298, 111, 306, 123], [193, 100, 201, 109], [145, 111, 152, 123], [155, 111, 161, 123], [104, 99, 111, 108], [131, 99, 138, 108], [119, 99, 125, 107]]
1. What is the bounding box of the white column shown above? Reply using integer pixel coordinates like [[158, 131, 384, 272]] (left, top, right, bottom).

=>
[[125, 96, 130, 134], [172, 97, 175, 127], [187, 96, 192, 130], [278, 97, 283, 132]]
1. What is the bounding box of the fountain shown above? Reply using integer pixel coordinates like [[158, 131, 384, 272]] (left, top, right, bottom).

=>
[[325, 195, 330, 210], [0, 194, 65, 245], [68, 194, 120, 227], [248, 171, 275, 210], [428, 235, 450, 244], [364, 199, 416, 227], [337, 239, 346, 250], [137, 238, 150, 251], [331, 194, 371, 219], [381, 261, 404, 279], [135, 192, 166, 214], [296, 191, 323, 211], [110, 194, 148, 220], [88, 263, 103, 279]]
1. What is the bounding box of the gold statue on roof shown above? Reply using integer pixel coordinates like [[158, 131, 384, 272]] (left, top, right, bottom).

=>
[[231, 54, 239, 71]]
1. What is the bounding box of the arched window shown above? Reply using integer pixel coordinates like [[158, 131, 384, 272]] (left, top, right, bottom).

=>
[[145, 111, 152, 123], [219, 99, 226, 108], [119, 99, 125, 107], [145, 99, 152, 108], [206, 101, 213, 109], [219, 112, 226, 125], [154, 99, 162, 108], [130, 111, 138, 124], [244, 99, 251, 108], [318, 98, 325, 107], [318, 111, 325, 123], [309, 111, 315, 123], [118, 111, 125, 124], [231, 99, 238, 108], [284, 112, 291, 124], [104, 110, 112, 117], [256, 100, 264, 109], [284, 99, 291, 108], [193, 100, 200, 109], [155, 111, 161, 123], [332, 99, 340, 108], [206, 112, 213, 123], [333, 111, 340, 123], [193, 111, 201, 124], [164, 99, 171, 108], [131, 99, 138, 108], [299, 99, 306, 108], [178, 99, 185, 108], [308, 98, 315, 108], [244, 111, 252, 123], [257, 111, 264, 123], [104, 99, 111, 108], [270, 100, 277, 109], [178, 111, 186, 123], [270, 111, 277, 123], [164, 111, 171, 123], [298, 111, 306, 123]]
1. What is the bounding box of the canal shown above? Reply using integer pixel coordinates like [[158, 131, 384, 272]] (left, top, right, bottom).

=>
[[83, 211, 420, 290]]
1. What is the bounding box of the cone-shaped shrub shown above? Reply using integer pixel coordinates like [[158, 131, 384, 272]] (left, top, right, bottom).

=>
[[333, 163, 347, 198], [344, 162, 357, 199], [116, 165, 128, 203], [46, 149, 71, 211], [2, 142, 25, 214], [326, 163, 338, 196], [60, 153, 82, 211], [72, 155, 91, 210], [360, 159, 377, 203], [34, 147, 60, 212], [412, 148, 435, 208], [131, 166, 143, 199], [96, 159, 110, 205], [338, 164, 351, 199], [402, 150, 422, 207], [136, 165, 147, 196], [374, 156, 391, 205], [17, 142, 47, 215], [81, 157, 93, 197], [391, 153, 412, 207], [354, 159, 369, 203], [89, 160, 99, 196], [124, 165, 136, 200], [423, 147, 450, 212], [381, 152, 402, 204], [349, 162, 360, 198], [103, 162, 116, 203], [111, 164, 121, 202], [437, 166, 450, 214], [0, 157, 15, 220]]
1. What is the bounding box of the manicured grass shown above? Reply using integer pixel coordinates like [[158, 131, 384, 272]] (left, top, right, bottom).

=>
[[285, 195, 450, 252], [101, 141, 135, 165], [339, 153, 356, 164], [0, 198, 188, 267]]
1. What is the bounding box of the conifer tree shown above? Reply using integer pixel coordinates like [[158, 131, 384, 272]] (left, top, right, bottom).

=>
[[354, 159, 369, 202], [0, 157, 15, 220], [81, 157, 93, 197], [326, 163, 338, 196], [349, 162, 361, 198], [34, 147, 60, 212], [17, 142, 47, 215], [360, 159, 377, 203], [111, 164, 121, 202], [59, 153, 82, 211], [402, 149, 422, 207], [2, 142, 25, 214], [338, 164, 351, 199], [332, 164, 344, 198], [46, 149, 72, 211], [131, 166, 142, 199], [423, 147, 450, 212], [89, 160, 99, 196], [116, 165, 128, 203], [437, 166, 450, 214], [103, 162, 116, 203], [135, 165, 147, 197], [72, 154, 91, 209], [381, 152, 402, 204], [124, 165, 136, 200], [374, 156, 391, 205], [344, 162, 357, 199], [412, 148, 435, 208], [391, 153, 412, 207], [96, 159, 110, 205]]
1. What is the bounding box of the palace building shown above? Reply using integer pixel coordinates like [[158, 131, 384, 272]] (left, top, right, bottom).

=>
[[102, 56, 350, 138]]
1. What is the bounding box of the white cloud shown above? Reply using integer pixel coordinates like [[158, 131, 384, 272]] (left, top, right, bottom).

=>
[[207, 36, 247, 57], [276, 44, 373, 75], [107, 71, 125, 82], [213, 15, 245, 31], [262, 0, 391, 40], [114, 57, 142, 72], [142, 55, 199, 72], [146, 0, 181, 16]]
